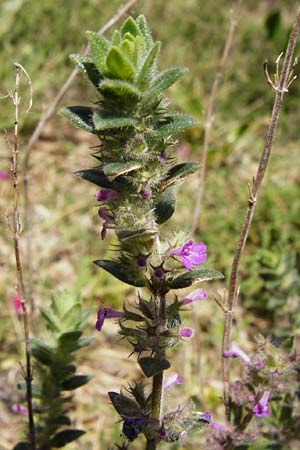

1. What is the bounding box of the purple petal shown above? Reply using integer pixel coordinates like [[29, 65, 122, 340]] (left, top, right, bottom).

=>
[[12, 404, 28, 415], [163, 372, 184, 389], [181, 255, 193, 270], [97, 188, 120, 201], [179, 327, 194, 338], [181, 289, 207, 304], [95, 307, 123, 331], [191, 242, 207, 253], [210, 422, 231, 432], [188, 253, 207, 265]]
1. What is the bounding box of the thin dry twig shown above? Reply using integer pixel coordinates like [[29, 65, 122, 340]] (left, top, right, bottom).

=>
[[22, 0, 140, 311], [191, 0, 242, 235], [222, 6, 300, 419], [10, 63, 36, 450]]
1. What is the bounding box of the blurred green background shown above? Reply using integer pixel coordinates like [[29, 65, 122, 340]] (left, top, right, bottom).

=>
[[0, 0, 299, 449]]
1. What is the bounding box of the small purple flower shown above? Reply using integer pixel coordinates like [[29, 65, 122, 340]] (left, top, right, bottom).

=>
[[141, 188, 152, 199], [254, 360, 265, 369], [96, 188, 120, 201], [95, 307, 124, 331], [137, 255, 147, 267], [196, 411, 212, 423], [163, 372, 184, 389], [98, 207, 114, 240], [154, 267, 164, 278], [179, 327, 194, 338], [210, 422, 231, 432], [252, 391, 270, 417], [179, 430, 187, 440], [223, 341, 251, 364], [180, 288, 207, 304], [122, 417, 147, 441], [0, 170, 9, 180], [169, 240, 207, 270], [12, 404, 28, 415]]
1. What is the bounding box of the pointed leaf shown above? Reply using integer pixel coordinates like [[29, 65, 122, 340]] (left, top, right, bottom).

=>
[[137, 42, 161, 89], [74, 169, 114, 189], [70, 54, 102, 87], [86, 31, 109, 74], [138, 357, 170, 377], [31, 340, 54, 366], [124, 306, 145, 322], [120, 17, 142, 38], [60, 106, 94, 133], [136, 15, 153, 49], [99, 79, 141, 100], [58, 331, 82, 352], [154, 187, 176, 224], [106, 46, 135, 81], [51, 429, 85, 447], [102, 161, 141, 181], [117, 227, 157, 241], [49, 415, 71, 426], [93, 114, 137, 131], [160, 161, 200, 190], [60, 375, 93, 390], [108, 391, 141, 416], [148, 115, 199, 142], [40, 306, 61, 333], [112, 30, 121, 46], [61, 303, 82, 329], [138, 297, 154, 320], [167, 269, 224, 289], [143, 67, 187, 103], [13, 443, 31, 450], [77, 336, 95, 348], [94, 259, 146, 287]]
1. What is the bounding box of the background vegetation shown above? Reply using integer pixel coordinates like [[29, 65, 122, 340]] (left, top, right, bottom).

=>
[[0, 0, 299, 449]]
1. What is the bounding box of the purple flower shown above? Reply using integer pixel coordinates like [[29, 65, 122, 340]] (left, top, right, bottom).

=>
[[180, 288, 207, 304], [179, 327, 194, 338], [154, 267, 165, 278], [163, 372, 184, 389], [96, 188, 120, 201], [98, 207, 114, 240], [141, 188, 152, 199], [223, 341, 251, 364], [122, 417, 147, 441], [254, 360, 265, 369], [0, 170, 9, 180], [169, 240, 207, 270], [210, 422, 231, 432], [195, 411, 212, 423], [137, 255, 147, 267], [252, 391, 270, 417], [12, 404, 28, 415], [95, 307, 124, 331], [179, 430, 187, 440]]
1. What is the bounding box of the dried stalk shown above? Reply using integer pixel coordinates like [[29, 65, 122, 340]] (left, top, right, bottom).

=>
[[22, 0, 140, 311], [222, 6, 300, 419], [191, 0, 242, 235], [11, 63, 36, 450]]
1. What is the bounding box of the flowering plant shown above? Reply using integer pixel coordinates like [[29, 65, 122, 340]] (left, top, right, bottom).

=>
[[62, 15, 223, 449]]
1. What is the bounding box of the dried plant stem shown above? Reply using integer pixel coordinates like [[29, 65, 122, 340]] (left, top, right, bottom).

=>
[[191, 0, 242, 235], [11, 63, 36, 450], [222, 6, 300, 419], [22, 0, 140, 310]]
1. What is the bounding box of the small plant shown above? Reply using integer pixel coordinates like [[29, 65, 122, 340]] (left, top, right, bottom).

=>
[[13, 291, 93, 450], [62, 14, 223, 449]]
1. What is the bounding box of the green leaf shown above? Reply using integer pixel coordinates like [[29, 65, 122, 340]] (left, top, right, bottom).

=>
[[143, 67, 187, 103], [13, 443, 31, 450], [51, 429, 86, 447], [76, 336, 95, 348], [136, 15, 153, 49], [61, 375, 93, 390], [160, 161, 200, 190], [138, 297, 154, 320], [69, 54, 102, 87], [94, 259, 146, 287], [137, 42, 161, 90], [167, 269, 224, 289], [58, 331, 82, 352], [99, 79, 142, 100], [31, 340, 54, 366], [60, 106, 94, 133], [108, 391, 141, 416], [93, 114, 137, 131], [49, 415, 71, 426], [138, 357, 170, 377], [102, 161, 141, 181], [111, 30, 121, 46], [154, 187, 176, 224], [61, 303, 82, 329], [86, 31, 109, 74], [120, 17, 142, 38], [17, 382, 42, 397], [148, 114, 199, 142], [40, 306, 61, 333], [117, 227, 157, 241], [106, 46, 135, 81], [124, 306, 145, 322], [74, 169, 114, 189]]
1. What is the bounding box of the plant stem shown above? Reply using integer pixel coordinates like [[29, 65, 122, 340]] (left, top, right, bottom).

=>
[[222, 6, 300, 420], [191, 0, 242, 235], [22, 0, 140, 313], [11, 63, 36, 450]]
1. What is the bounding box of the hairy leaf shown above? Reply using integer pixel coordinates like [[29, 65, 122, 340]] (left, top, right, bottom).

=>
[[138, 357, 170, 377], [137, 42, 161, 90], [154, 187, 176, 224], [102, 161, 141, 181], [99, 79, 142, 100], [160, 161, 200, 190], [142, 67, 187, 103], [94, 259, 146, 287], [93, 114, 137, 131], [60, 106, 94, 133], [120, 16, 142, 38], [136, 15, 153, 50], [106, 46, 135, 80], [69, 54, 102, 87], [60, 375, 93, 390], [148, 114, 199, 142], [51, 429, 86, 447], [108, 391, 141, 416], [74, 169, 114, 189], [167, 268, 224, 289], [86, 31, 109, 75]]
